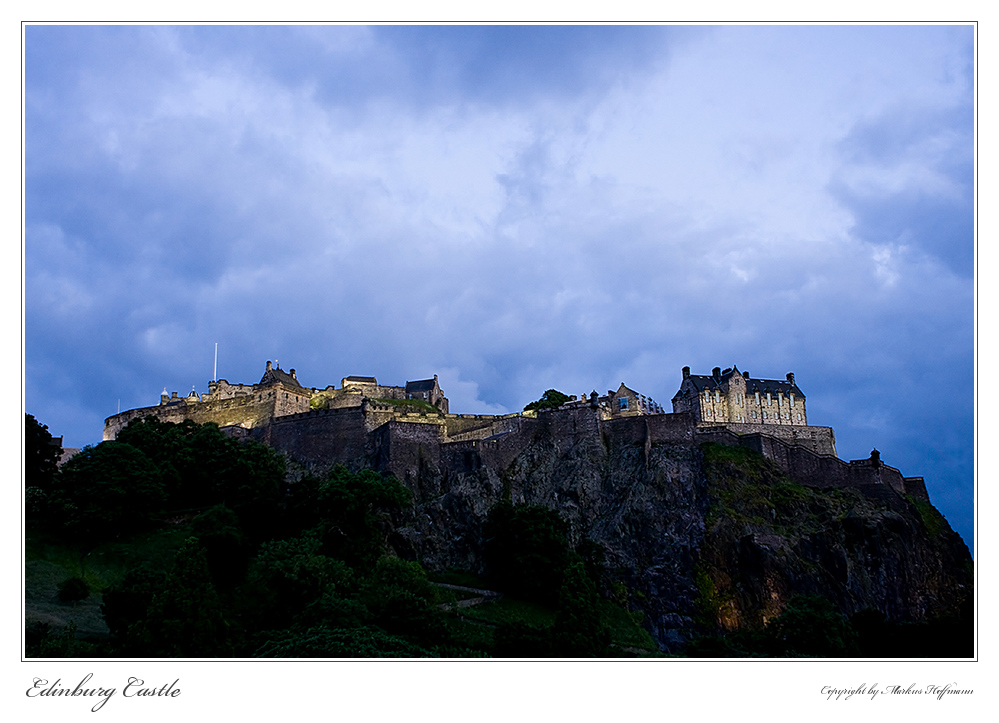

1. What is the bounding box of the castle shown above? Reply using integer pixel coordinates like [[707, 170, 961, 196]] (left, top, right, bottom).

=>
[[103, 362, 930, 503]]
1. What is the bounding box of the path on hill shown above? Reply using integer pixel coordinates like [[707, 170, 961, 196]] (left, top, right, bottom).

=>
[[432, 582, 503, 611]]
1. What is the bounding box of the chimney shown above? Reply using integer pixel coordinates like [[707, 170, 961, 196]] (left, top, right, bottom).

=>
[[266, 361, 272, 372], [682, 366, 690, 379], [171, 391, 178, 399], [744, 371, 750, 379], [786, 372, 795, 385], [290, 369, 297, 380], [712, 367, 721, 380]]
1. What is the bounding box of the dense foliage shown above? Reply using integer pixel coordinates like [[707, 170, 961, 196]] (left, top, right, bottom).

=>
[[523, 389, 571, 412], [25, 413, 61, 490]]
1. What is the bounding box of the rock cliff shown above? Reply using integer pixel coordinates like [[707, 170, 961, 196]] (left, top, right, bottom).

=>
[[384, 414, 972, 653]]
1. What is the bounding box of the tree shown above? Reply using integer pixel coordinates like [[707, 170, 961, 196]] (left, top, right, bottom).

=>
[[483, 502, 571, 605], [25, 413, 61, 490], [51, 442, 166, 541], [244, 532, 356, 629], [314, 466, 412, 571], [126, 539, 233, 657], [116, 418, 285, 527], [524, 389, 572, 412], [360, 557, 444, 645], [766, 594, 857, 657], [551, 558, 610, 657], [192, 505, 248, 589]]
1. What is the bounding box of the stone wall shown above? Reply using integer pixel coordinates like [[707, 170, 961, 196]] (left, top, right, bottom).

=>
[[696, 421, 836, 456], [253, 406, 371, 471], [697, 425, 929, 501], [104, 392, 281, 441]]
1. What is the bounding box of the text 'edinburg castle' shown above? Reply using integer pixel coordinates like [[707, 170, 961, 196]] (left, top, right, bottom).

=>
[[104, 362, 931, 503]]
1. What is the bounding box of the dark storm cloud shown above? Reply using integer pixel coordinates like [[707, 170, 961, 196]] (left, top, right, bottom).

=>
[[832, 102, 974, 276]]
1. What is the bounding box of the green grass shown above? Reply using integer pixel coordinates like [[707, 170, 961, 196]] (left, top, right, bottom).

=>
[[428, 568, 491, 589], [371, 398, 441, 413], [454, 594, 658, 653], [25, 524, 196, 638], [459, 596, 557, 628], [599, 600, 659, 651], [909, 496, 946, 538]]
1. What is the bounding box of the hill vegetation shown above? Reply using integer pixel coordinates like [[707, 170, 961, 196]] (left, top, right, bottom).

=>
[[25, 414, 656, 657], [24, 413, 971, 657]]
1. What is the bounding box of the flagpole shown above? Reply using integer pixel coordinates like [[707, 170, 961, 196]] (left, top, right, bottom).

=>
[[214, 343, 218, 382]]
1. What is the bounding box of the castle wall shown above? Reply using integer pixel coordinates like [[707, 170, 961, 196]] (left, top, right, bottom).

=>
[[443, 414, 522, 442], [104, 392, 282, 441], [253, 406, 372, 471], [376, 419, 444, 483], [696, 422, 835, 457], [697, 426, 918, 499]]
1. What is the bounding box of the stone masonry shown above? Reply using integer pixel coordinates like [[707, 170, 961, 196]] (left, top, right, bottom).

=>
[[103, 361, 931, 503]]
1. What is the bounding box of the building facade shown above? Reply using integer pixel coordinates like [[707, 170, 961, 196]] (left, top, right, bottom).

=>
[[671, 365, 807, 426]]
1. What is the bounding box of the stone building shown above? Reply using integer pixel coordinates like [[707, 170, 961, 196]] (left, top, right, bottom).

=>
[[405, 376, 449, 413], [671, 365, 807, 426], [105, 361, 452, 440]]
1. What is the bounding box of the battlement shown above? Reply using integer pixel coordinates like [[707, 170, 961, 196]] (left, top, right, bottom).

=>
[[102, 360, 933, 507]]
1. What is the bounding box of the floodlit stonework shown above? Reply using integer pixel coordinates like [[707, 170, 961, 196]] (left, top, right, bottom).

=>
[[102, 360, 927, 502]]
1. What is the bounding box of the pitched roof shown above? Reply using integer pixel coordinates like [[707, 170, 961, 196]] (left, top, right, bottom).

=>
[[682, 367, 804, 398], [344, 376, 377, 384], [260, 367, 306, 390], [406, 378, 436, 393]]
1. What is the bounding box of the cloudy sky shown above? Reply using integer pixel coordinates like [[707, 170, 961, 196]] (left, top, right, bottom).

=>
[[24, 25, 974, 550]]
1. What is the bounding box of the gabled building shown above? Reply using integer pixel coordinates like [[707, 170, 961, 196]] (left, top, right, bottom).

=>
[[405, 375, 448, 413], [671, 365, 807, 426]]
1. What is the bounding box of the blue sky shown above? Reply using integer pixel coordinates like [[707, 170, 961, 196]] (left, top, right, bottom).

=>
[[24, 25, 975, 551]]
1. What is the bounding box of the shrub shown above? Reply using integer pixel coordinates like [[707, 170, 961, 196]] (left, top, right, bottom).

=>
[[57, 576, 90, 604]]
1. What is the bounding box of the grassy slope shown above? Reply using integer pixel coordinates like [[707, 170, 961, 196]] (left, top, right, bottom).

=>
[[25, 524, 195, 638]]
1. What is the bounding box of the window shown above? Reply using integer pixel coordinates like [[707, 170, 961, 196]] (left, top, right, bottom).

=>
[[620, 398, 629, 410]]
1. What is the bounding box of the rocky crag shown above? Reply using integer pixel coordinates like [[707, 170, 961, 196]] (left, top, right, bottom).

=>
[[366, 411, 972, 653]]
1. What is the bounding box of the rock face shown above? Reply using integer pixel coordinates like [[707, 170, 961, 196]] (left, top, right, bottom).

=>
[[379, 412, 972, 653]]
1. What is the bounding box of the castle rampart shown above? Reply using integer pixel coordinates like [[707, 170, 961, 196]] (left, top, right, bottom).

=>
[[102, 360, 934, 508]]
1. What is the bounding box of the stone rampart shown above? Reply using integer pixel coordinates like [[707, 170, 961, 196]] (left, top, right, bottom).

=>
[[375, 419, 445, 483], [697, 421, 836, 456], [697, 426, 927, 501], [253, 406, 371, 471], [104, 392, 280, 441]]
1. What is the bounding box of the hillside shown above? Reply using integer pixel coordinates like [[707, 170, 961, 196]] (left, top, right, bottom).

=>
[[25, 413, 972, 657]]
